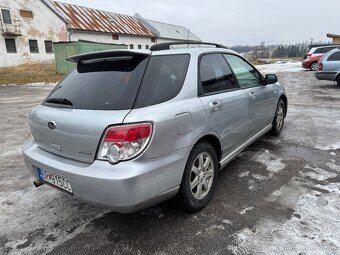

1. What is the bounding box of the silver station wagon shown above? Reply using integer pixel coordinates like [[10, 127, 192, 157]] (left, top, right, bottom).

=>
[[23, 42, 287, 213]]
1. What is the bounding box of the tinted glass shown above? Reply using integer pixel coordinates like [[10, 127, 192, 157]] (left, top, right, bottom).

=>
[[323, 47, 335, 53], [135, 54, 190, 108], [224, 54, 262, 88], [328, 52, 340, 61], [314, 48, 324, 54], [1, 9, 11, 24], [200, 54, 237, 94], [45, 55, 149, 110]]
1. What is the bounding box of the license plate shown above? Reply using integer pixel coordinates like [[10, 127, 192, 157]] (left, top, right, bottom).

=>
[[37, 167, 73, 194]]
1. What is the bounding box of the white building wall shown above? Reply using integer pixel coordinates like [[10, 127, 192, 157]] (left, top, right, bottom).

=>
[[0, 0, 67, 67], [70, 31, 157, 50]]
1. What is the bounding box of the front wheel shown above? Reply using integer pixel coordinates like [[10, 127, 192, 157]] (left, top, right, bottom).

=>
[[179, 142, 218, 212], [337, 75, 340, 87], [270, 99, 285, 136]]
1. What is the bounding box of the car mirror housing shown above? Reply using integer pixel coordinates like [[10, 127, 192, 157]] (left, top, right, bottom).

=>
[[265, 74, 278, 85]]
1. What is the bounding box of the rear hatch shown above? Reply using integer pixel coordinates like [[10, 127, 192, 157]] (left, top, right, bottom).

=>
[[30, 51, 150, 163]]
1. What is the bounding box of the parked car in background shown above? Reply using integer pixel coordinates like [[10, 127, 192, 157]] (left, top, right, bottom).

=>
[[315, 48, 340, 86], [302, 45, 340, 71], [22, 42, 287, 213]]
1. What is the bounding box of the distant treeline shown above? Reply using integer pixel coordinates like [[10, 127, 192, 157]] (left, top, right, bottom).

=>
[[229, 41, 331, 59]]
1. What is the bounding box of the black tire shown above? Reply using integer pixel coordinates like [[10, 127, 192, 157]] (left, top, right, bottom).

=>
[[270, 99, 285, 136], [337, 75, 340, 87], [310, 62, 318, 71], [178, 142, 218, 212]]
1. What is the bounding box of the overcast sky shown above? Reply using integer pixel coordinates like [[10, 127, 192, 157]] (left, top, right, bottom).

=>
[[60, 0, 339, 46]]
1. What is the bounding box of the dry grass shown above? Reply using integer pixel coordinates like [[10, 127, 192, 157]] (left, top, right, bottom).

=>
[[0, 63, 63, 85]]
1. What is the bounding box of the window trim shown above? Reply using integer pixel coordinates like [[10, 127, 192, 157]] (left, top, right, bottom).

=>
[[4, 38, 17, 53], [20, 9, 33, 18], [1, 8, 12, 24], [223, 53, 265, 90], [327, 51, 340, 61], [29, 39, 39, 53], [44, 40, 53, 53], [197, 52, 241, 97], [134, 53, 191, 108]]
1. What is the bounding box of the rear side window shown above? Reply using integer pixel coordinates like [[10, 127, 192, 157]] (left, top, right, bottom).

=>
[[328, 52, 340, 61], [135, 54, 190, 108], [45, 55, 149, 110], [199, 54, 238, 95]]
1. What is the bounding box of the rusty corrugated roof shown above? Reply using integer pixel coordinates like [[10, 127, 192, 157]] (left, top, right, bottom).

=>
[[45, 0, 155, 37]]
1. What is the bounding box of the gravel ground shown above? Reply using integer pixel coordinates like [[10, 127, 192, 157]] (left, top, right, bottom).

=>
[[0, 65, 340, 255]]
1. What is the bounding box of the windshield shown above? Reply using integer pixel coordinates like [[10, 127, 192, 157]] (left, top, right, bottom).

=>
[[44, 55, 149, 110]]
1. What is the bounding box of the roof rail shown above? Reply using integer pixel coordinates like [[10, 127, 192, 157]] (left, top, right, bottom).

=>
[[150, 41, 228, 51]]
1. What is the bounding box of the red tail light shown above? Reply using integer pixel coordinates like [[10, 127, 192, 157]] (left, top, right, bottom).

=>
[[318, 63, 323, 71], [307, 53, 312, 58], [97, 123, 153, 163]]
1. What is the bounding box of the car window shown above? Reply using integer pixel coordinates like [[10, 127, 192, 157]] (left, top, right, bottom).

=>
[[224, 54, 263, 88], [323, 47, 335, 53], [199, 54, 238, 95], [328, 52, 340, 61], [135, 54, 190, 108], [314, 48, 324, 54], [44, 55, 149, 110]]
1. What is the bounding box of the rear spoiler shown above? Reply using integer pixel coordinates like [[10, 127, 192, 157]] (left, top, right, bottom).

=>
[[66, 50, 150, 64]]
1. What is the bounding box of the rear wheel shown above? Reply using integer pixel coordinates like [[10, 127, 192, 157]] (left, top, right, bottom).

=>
[[310, 62, 318, 71], [179, 142, 218, 212], [337, 75, 340, 87], [270, 99, 285, 136]]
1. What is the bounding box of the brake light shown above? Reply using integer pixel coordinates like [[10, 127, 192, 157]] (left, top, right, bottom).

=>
[[97, 123, 153, 163], [318, 63, 323, 71], [307, 53, 312, 58]]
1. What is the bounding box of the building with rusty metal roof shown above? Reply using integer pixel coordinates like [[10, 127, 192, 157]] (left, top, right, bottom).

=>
[[0, 0, 200, 67]]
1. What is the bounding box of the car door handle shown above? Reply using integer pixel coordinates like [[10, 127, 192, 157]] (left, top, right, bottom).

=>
[[249, 91, 256, 99], [209, 100, 221, 112]]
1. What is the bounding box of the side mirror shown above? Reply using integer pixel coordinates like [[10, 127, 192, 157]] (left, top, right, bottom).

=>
[[264, 74, 278, 85]]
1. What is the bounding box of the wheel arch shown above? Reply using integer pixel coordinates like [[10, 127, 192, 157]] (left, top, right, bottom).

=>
[[193, 134, 222, 162], [279, 94, 288, 118]]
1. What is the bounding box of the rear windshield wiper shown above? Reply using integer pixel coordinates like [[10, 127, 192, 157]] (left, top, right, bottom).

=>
[[45, 98, 73, 106]]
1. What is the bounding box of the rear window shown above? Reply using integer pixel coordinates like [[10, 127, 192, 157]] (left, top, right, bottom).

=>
[[135, 54, 190, 108], [44, 55, 149, 110], [328, 52, 340, 61]]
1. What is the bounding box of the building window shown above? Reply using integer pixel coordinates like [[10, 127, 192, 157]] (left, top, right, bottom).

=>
[[151, 38, 156, 43], [5, 38, 17, 53], [130, 44, 134, 49], [145, 45, 149, 50], [138, 45, 142, 49], [20, 10, 33, 18], [112, 34, 119, 40], [29, 39, 39, 53], [1, 9, 12, 24], [44, 40, 53, 53]]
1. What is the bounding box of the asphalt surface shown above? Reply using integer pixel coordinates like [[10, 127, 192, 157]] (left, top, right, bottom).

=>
[[0, 66, 340, 255]]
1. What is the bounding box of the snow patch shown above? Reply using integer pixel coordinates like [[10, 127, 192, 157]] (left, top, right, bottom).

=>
[[253, 150, 286, 174], [239, 171, 249, 178], [239, 207, 253, 215], [256, 61, 303, 74], [229, 181, 340, 254]]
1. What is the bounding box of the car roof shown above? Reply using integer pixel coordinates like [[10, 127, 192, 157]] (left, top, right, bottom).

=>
[[151, 46, 237, 56], [67, 47, 239, 63]]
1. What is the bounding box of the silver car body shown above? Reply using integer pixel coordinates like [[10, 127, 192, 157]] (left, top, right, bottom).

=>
[[23, 47, 287, 213], [315, 48, 340, 82]]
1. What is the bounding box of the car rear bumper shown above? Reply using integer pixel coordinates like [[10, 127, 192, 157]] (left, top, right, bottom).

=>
[[302, 60, 311, 69], [22, 142, 190, 213], [315, 72, 337, 81]]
